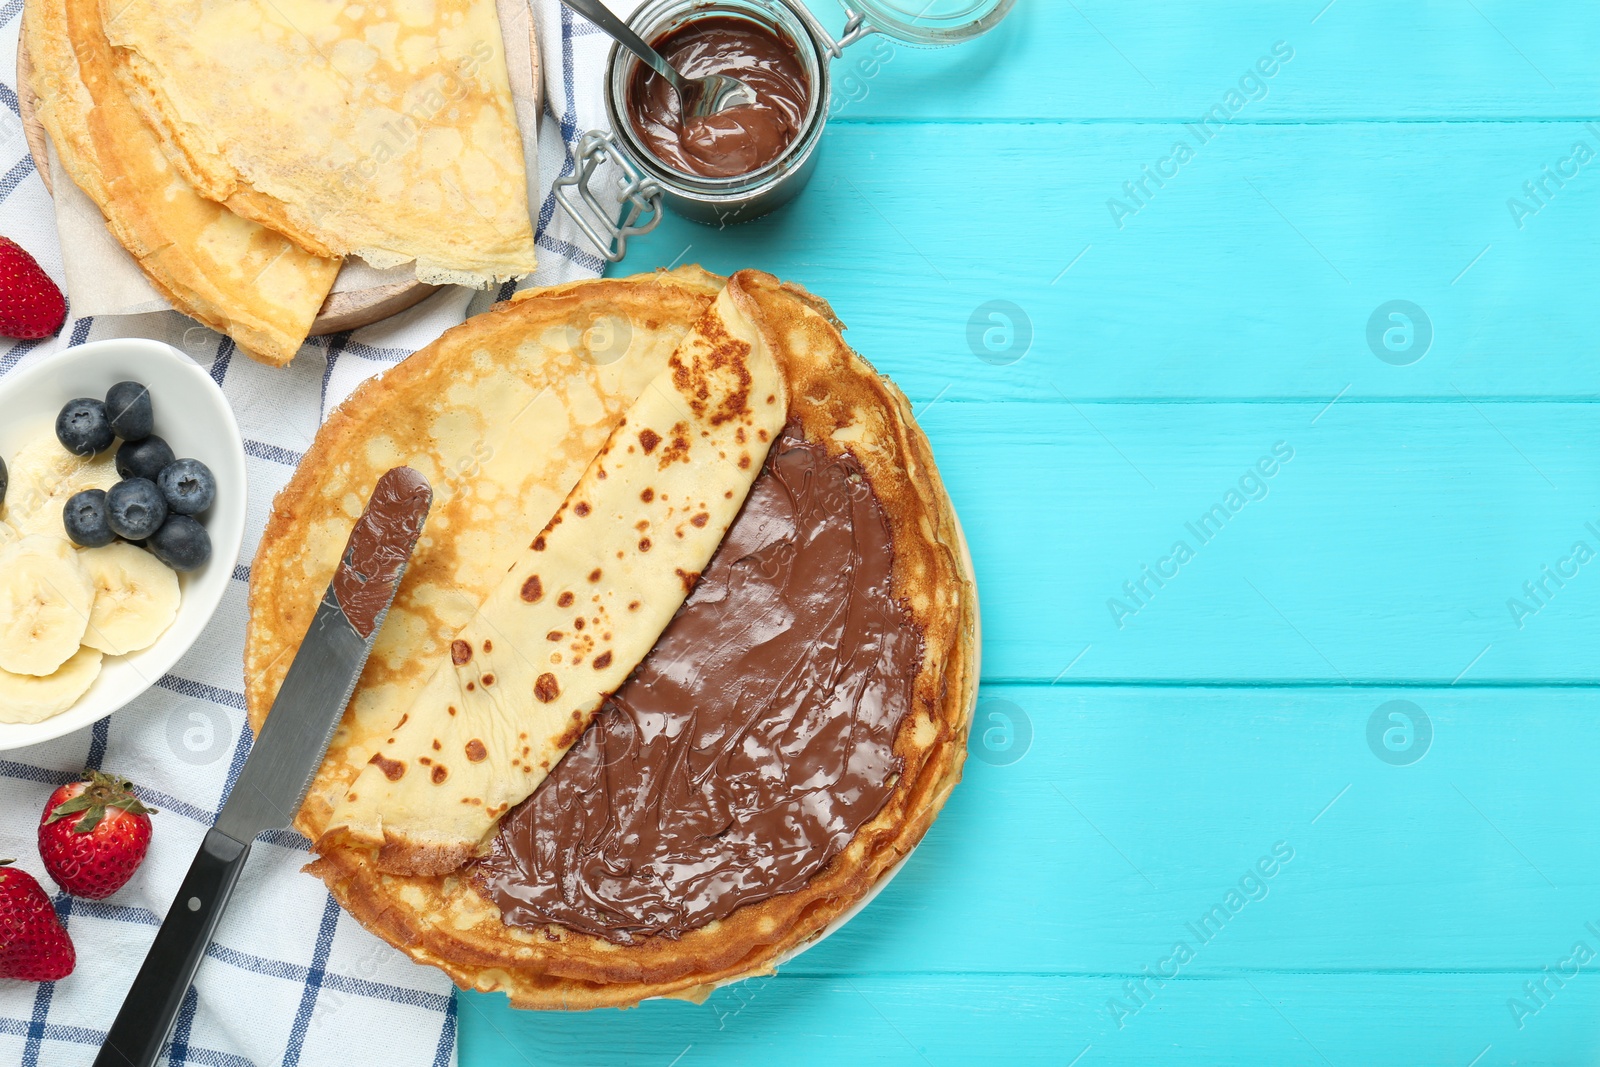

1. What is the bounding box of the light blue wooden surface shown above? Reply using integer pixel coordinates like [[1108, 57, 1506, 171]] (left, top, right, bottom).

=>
[[463, 2, 1600, 1063]]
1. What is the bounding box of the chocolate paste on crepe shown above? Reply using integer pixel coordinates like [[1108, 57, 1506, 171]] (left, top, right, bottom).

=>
[[476, 424, 925, 943], [627, 16, 810, 179], [254, 270, 976, 1009]]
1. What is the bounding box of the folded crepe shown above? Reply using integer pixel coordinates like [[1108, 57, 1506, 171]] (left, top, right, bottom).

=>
[[24, 0, 340, 366], [100, 0, 538, 287], [320, 281, 789, 875]]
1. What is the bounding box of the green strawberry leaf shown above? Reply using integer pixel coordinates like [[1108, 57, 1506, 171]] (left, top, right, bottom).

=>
[[107, 796, 155, 817], [45, 771, 155, 832], [43, 792, 98, 825], [72, 807, 106, 834]]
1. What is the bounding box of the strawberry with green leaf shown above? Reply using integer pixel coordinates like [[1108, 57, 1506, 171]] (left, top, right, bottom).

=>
[[38, 771, 156, 900]]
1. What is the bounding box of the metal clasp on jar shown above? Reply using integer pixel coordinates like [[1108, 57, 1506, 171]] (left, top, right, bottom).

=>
[[553, 0, 1013, 262], [552, 131, 666, 263]]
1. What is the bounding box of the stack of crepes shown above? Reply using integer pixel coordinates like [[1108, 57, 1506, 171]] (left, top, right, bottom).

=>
[[22, 0, 539, 366], [245, 268, 979, 1008]]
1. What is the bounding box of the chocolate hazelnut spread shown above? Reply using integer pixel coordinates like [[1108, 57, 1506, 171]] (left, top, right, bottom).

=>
[[473, 426, 924, 942], [626, 16, 810, 179], [332, 466, 432, 638]]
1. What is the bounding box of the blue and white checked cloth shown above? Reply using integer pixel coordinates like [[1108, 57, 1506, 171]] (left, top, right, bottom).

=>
[[0, 2, 638, 1063]]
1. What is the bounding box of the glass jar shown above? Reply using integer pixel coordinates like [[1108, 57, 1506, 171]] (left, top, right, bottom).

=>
[[555, 0, 1014, 261]]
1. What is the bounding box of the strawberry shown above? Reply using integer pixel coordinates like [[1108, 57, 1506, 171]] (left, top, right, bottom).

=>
[[0, 237, 66, 340], [0, 860, 75, 982], [38, 771, 156, 900]]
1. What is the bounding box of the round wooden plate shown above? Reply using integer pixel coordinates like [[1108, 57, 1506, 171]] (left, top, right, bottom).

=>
[[16, 22, 541, 336]]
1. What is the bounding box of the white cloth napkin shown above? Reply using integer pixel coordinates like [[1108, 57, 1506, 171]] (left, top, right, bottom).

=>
[[0, 2, 637, 1064]]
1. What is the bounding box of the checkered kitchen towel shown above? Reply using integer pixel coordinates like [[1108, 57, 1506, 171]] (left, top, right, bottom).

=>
[[0, 2, 640, 1063]]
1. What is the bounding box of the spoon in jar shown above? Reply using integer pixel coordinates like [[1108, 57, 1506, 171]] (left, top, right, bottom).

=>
[[560, 0, 758, 119]]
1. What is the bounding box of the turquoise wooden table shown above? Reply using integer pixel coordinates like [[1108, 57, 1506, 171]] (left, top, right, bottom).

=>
[[462, 2, 1600, 1063]]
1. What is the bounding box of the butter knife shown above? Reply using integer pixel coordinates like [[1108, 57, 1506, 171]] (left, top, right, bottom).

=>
[[93, 466, 433, 1067]]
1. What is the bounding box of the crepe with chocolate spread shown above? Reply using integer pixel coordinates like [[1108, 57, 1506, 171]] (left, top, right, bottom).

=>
[[23, 0, 340, 365], [320, 282, 788, 876], [246, 269, 977, 1008], [100, 0, 537, 286]]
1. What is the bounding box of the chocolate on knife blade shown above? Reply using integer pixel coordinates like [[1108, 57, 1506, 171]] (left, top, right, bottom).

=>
[[332, 465, 433, 637]]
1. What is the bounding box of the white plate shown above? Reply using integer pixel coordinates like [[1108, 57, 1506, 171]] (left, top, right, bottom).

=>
[[0, 339, 246, 750]]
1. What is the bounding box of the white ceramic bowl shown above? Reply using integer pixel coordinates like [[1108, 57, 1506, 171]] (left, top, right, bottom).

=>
[[0, 339, 246, 750]]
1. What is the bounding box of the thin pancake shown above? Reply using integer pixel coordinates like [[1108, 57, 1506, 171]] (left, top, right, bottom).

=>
[[246, 270, 976, 1009], [23, 0, 339, 367], [102, 0, 537, 287]]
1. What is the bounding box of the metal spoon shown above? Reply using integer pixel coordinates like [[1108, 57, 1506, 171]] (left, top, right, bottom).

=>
[[560, 0, 757, 119]]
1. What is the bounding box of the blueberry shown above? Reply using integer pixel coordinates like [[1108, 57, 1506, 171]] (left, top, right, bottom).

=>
[[106, 478, 167, 540], [105, 381, 154, 441], [0, 453, 7, 508], [149, 515, 210, 572], [63, 489, 114, 547], [116, 435, 174, 481], [156, 458, 215, 516], [56, 398, 114, 456]]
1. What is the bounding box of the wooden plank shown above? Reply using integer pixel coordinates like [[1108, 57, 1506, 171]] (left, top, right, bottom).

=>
[[457, 685, 1600, 1063], [458, 971, 1600, 1066], [622, 120, 1600, 402], [813, 0, 1600, 122], [926, 400, 1600, 683], [780, 686, 1600, 974]]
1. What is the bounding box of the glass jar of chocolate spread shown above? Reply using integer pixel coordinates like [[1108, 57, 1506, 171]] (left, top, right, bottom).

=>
[[555, 0, 1014, 260]]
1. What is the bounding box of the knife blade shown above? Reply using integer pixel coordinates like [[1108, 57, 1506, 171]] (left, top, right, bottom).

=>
[[94, 466, 432, 1067]]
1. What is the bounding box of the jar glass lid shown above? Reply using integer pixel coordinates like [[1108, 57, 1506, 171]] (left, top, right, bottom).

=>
[[844, 0, 1015, 46]]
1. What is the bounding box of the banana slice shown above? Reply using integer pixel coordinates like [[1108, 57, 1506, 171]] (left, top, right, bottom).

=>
[[0, 433, 69, 524], [0, 647, 104, 724], [80, 543, 180, 655], [3, 434, 118, 541], [0, 535, 94, 676]]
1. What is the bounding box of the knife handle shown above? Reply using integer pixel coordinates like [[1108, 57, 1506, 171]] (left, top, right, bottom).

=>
[[94, 828, 252, 1067]]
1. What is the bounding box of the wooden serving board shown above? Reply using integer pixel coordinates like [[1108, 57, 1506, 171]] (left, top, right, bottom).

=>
[[16, 21, 542, 337]]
